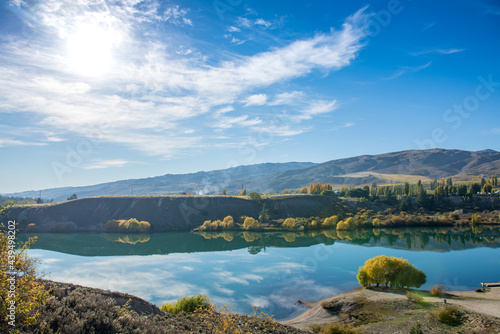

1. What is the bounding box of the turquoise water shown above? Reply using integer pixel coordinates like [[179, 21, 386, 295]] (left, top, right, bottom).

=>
[[22, 227, 500, 320]]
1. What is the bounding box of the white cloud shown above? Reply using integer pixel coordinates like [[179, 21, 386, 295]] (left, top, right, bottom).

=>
[[385, 61, 432, 80], [213, 115, 262, 129], [269, 91, 304, 106], [410, 48, 464, 56], [244, 94, 268, 106], [0, 3, 370, 157], [490, 128, 500, 134], [227, 26, 241, 32], [252, 124, 306, 137], [0, 138, 46, 148], [84, 159, 133, 169], [294, 100, 338, 121], [331, 122, 354, 131]]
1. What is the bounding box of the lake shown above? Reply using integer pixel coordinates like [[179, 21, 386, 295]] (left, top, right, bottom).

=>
[[20, 226, 500, 320]]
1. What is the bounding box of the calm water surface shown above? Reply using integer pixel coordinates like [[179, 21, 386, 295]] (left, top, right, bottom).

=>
[[21, 226, 500, 320]]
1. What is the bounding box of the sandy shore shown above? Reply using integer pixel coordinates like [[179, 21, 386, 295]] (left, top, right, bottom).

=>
[[282, 287, 500, 331]]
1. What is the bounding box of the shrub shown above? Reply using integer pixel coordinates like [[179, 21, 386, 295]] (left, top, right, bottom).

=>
[[105, 219, 150, 233], [222, 216, 235, 229], [49, 222, 68, 233], [448, 212, 460, 220], [247, 192, 262, 202], [25, 223, 37, 232], [431, 284, 448, 297], [104, 220, 121, 231], [1, 233, 49, 330], [138, 221, 150, 232], [125, 218, 140, 232], [243, 217, 260, 230], [312, 323, 356, 334], [282, 218, 298, 229], [323, 215, 339, 228], [160, 295, 210, 314], [410, 322, 423, 334], [433, 306, 462, 326], [406, 292, 423, 304], [471, 214, 482, 224]]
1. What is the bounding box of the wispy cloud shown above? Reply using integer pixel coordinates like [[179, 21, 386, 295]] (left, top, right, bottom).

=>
[[490, 128, 500, 134], [384, 61, 432, 80], [244, 94, 268, 106], [422, 22, 435, 31], [269, 91, 304, 106], [410, 48, 464, 56], [0, 138, 46, 147], [0, 3, 371, 156], [84, 160, 133, 169], [331, 122, 354, 131], [294, 100, 338, 121]]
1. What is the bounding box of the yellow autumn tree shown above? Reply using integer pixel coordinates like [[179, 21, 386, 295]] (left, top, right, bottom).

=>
[[1, 228, 49, 331]]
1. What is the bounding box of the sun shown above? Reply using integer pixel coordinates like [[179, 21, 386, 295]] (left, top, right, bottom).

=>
[[67, 24, 119, 77]]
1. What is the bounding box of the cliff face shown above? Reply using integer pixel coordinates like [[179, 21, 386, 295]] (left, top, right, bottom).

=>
[[1, 195, 338, 232]]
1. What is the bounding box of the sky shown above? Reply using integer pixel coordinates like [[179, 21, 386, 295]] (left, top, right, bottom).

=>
[[1, 0, 499, 194]]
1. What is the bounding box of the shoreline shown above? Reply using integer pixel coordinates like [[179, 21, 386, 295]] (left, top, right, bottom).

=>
[[281, 286, 500, 332]]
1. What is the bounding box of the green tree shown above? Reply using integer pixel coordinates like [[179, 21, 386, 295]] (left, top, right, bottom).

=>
[[258, 205, 269, 224], [403, 182, 410, 196], [457, 185, 467, 197], [67, 193, 78, 201], [483, 183, 492, 193], [469, 183, 481, 195], [247, 192, 262, 202]]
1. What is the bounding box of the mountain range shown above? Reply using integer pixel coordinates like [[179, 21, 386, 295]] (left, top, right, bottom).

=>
[[5, 148, 500, 202]]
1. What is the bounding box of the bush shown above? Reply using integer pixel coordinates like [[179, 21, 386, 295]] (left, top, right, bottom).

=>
[[311, 323, 356, 334], [406, 292, 423, 304], [243, 217, 260, 230], [282, 218, 298, 229], [410, 322, 423, 334], [433, 306, 462, 326], [323, 215, 339, 228], [430, 284, 447, 297], [471, 214, 482, 224], [160, 295, 210, 314], [105, 218, 151, 233], [1, 233, 49, 331], [222, 216, 234, 229], [247, 192, 262, 202], [49, 222, 68, 233]]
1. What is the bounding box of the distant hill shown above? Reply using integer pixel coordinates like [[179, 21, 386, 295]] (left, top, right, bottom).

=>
[[5, 162, 314, 202], [256, 148, 500, 191], [4, 149, 500, 201]]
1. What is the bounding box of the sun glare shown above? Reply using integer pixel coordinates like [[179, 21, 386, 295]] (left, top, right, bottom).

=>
[[67, 24, 119, 77]]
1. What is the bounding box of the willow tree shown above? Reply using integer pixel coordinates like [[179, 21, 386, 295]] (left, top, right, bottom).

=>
[[356, 255, 426, 289]]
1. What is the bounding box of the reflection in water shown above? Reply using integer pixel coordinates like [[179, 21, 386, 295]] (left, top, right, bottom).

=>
[[24, 225, 500, 321], [105, 234, 151, 245], [18, 226, 500, 257]]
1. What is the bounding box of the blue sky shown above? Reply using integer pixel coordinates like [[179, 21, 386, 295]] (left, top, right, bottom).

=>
[[1, 0, 499, 194]]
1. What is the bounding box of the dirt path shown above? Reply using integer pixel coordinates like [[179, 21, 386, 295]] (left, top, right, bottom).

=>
[[425, 287, 500, 319], [281, 287, 500, 331]]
